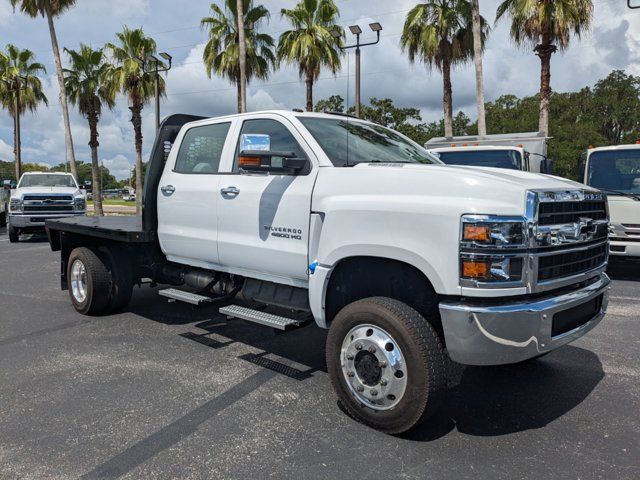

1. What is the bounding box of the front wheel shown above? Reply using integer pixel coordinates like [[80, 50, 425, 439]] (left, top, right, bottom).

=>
[[326, 297, 447, 434], [8, 226, 19, 243]]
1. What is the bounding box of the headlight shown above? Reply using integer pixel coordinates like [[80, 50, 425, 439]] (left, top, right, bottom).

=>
[[461, 215, 526, 248], [460, 215, 527, 287], [9, 197, 22, 212], [74, 197, 86, 211]]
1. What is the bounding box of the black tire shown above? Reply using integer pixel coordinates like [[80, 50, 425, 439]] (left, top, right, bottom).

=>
[[8, 226, 19, 243], [326, 297, 447, 434], [100, 246, 134, 312], [0, 210, 6, 228], [67, 247, 111, 315]]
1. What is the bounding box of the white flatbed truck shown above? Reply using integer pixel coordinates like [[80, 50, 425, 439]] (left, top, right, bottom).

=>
[[45, 112, 610, 433]]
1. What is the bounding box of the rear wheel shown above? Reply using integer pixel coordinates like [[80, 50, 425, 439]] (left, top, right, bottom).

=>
[[326, 297, 447, 434], [8, 226, 19, 243], [100, 246, 134, 312], [67, 247, 111, 315]]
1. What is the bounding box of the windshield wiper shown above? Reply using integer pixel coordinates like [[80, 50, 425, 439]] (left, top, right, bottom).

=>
[[598, 188, 640, 201]]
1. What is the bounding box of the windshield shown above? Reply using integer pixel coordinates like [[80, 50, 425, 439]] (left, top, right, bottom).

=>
[[298, 117, 439, 167], [587, 149, 640, 194], [433, 150, 522, 170], [18, 174, 77, 188]]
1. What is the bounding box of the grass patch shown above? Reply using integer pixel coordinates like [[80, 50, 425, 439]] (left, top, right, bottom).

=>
[[88, 199, 135, 207]]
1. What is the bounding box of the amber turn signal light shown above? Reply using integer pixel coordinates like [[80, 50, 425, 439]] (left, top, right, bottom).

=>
[[238, 156, 261, 167], [463, 224, 490, 242], [462, 260, 489, 278]]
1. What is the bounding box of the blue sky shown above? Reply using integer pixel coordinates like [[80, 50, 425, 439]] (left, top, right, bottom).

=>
[[0, 0, 639, 179]]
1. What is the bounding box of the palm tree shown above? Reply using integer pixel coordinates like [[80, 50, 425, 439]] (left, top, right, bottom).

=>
[[63, 45, 116, 217], [201, 0, 276, 113], [471, 0, 487, 136], [10, 0, 79, 181], [496, 0, 593, 136], [0, 44, 47, 181], [106, 27, 165, 216], [277, 0, 342, 112], [401, 0, 487, 138]]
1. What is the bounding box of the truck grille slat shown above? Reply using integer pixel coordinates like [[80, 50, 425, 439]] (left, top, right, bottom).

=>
[[538, 201, 607, 226], [538, 243, 607, 282]]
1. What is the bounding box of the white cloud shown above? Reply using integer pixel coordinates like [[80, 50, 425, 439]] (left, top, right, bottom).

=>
[[101, 154, 133, 180], [0, 138, 13, 159]]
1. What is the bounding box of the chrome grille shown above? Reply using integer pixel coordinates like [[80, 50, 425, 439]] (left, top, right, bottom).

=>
[[529, 189, 608, 289], [21, 194, 75, 214]]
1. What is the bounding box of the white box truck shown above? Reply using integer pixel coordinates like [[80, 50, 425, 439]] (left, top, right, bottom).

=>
[[578, 143, 640, 257], [425, 132, 552, 173]]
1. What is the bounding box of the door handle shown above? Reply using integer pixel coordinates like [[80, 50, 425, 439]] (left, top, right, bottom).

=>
[[160, 185, 175, 196], [220, 186, 240, 197]]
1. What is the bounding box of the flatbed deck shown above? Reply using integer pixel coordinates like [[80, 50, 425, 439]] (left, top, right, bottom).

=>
[[46, 216, 155, 243]]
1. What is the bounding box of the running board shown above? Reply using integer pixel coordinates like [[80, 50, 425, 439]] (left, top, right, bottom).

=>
[[219, 305, 304, 331], [159, 288, 214, 306]]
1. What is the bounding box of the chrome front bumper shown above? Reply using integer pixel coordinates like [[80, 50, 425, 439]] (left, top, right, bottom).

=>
[[439, 273, 610, 366], [9, 213, 85, 228]]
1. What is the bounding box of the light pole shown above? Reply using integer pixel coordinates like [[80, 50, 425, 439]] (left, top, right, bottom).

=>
[[138, 52, 172, 133], [333, 22, 382, 118]]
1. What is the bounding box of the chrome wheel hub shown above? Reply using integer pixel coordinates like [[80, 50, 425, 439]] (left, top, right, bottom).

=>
[[70, 259, 88, 303], [341, 324, 407, 410]]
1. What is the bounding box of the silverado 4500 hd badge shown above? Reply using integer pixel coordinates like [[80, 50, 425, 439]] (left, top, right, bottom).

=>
[[264, 225, 303, 240]]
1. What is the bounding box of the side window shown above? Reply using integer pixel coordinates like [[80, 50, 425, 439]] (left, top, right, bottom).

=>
[[174, 122, 231, 174], [234, 119, 306, 172]]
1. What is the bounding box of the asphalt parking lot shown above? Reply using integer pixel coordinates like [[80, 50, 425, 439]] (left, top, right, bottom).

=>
[[0, 229, 638, 480]]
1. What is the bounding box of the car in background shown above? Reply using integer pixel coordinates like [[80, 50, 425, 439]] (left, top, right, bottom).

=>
[[7, 172, 86, 243]]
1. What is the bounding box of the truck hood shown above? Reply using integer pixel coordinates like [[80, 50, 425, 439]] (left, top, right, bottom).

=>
[[405, 164, 587, 190], [14, 186, 83, 198], [606, 194, 640, 225], [315, 163, 598, 220]]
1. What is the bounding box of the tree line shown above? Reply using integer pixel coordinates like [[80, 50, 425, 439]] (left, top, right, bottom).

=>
[[0, 0, 608, 214]]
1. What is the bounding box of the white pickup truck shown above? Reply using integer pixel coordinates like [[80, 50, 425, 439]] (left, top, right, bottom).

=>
[[45, 111, 610, 433], [8, 172, 86, 243]]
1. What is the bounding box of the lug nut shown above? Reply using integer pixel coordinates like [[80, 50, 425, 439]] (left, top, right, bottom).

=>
[[347, 371, 355, 377], [346, 353, 354, 360], [355, 343, 363, 350], [356, 385, 364, 392], [370, 389, 378, 396], [368, 346, 376, 353], [380, 361, 387, 368], [380, 379, 387, 386]]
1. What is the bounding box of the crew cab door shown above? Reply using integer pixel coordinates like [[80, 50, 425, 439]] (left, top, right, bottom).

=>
[[216, 114, 318, 286], [157, 119, 234, 266]]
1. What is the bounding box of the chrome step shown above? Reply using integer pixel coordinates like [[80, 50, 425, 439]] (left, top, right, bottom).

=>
[[159, 288, 214, 306], [219, 305, 304, 330]]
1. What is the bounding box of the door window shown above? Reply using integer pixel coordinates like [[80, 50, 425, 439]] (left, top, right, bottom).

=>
[[174, 122, 231, 174], [233, 119, 306, 172]]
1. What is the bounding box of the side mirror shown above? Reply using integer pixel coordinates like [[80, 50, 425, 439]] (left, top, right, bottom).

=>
[[238, 150, 309, 175], [541, 158, 554, 175], [577, 161, 586, 182]]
